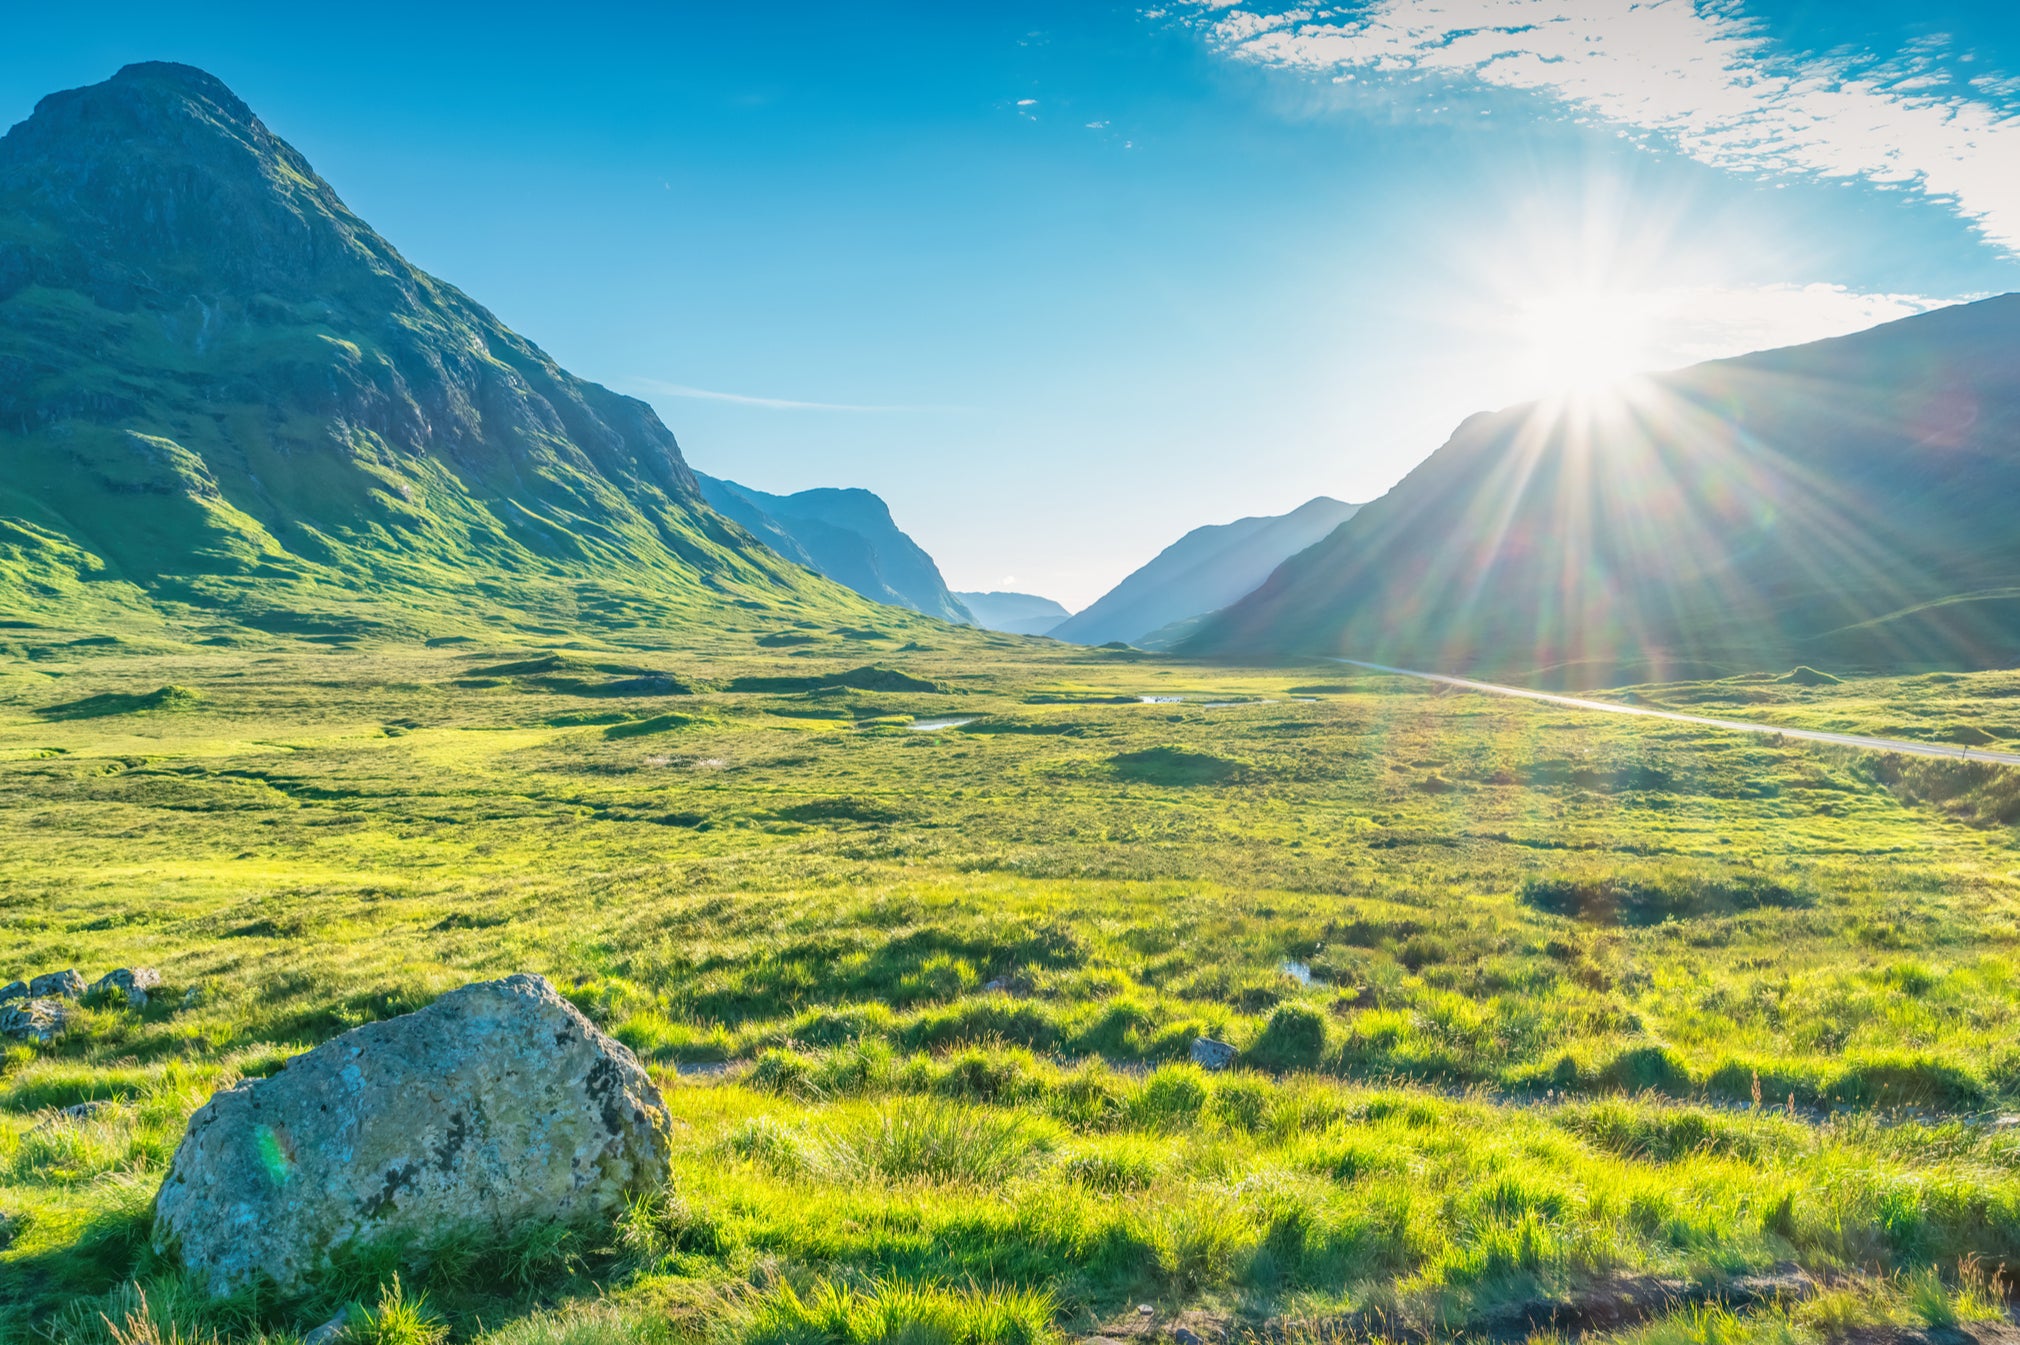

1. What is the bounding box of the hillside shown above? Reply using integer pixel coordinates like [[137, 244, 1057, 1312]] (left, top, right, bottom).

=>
[[1051, 496, 1360, 646], [1189, 295, 2020, 685], [694, 474, 972, 624], [953, 589, 1069, 635], [0, 63, 872, 640]]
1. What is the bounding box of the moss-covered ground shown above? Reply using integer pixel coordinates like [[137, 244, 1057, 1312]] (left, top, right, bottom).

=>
[[3, 622, 2018, 1344]]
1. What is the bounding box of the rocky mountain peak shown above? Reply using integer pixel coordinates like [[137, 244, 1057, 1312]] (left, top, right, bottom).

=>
[[1, 62, 391, 306]]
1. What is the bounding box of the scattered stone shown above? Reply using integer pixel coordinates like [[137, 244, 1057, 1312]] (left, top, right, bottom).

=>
[[983, 978, 1010, 993], [2, 999, 71, 1044], [0, 980, 25, 1005], [154, 973, 674, 1294], [1138, 1305, 1156, 1317], [1190, 1037, 1237, 1071], [29, 1099, 114, 1132], [0, 1209, 17, 1250], [89, 967, 162, 1008], [1172, 1328, 1204, 1345], [27, 969, 86, 999], [302, 1307, 352, 1345]]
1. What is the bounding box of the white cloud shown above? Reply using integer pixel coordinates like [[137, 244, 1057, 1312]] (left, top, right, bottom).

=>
[[626, 379, 942, 414], [1624, 282, 1962, 364], [1183, 1, 2020, 252], [1490, 281, 1966, 400]]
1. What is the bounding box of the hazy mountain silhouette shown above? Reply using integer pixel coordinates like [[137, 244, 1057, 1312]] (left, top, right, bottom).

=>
[[693, 475, 972, 624], [954, 591, 1069, 635], [0, 63, 864, 636], [1187, 295, 2020, 684], [1052, 497, 1360, 647]]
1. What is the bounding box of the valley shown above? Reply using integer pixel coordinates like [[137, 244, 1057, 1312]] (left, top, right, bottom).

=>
[[3, 44, 2020, 1345], [5, 626, 2020, 1342]]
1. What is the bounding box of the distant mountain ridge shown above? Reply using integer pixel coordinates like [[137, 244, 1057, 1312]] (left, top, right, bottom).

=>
[[955, 591, 1069, 636], [1188, 295, 2020, 684], [1052, 497, 1361, 647], [693, 474, 972, 624], [0, 63, 868, 637]]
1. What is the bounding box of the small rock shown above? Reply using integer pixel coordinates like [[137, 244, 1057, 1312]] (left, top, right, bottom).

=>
[[982, 978, 1009, 993], [29, 1099, 113, 1133], [27, 969, 86, 999], [1, 999, 70, 1044], [302, 1307, 352, 1345], [1172, 1329, 1204, 1345], [154, 972, 673, 1294], [0, 1210, 17, 1250], [1138, 1305, 1156, 1317], [1189, 1037, 1237, 1071], [0, 981, 25, 1005], [89, 967, 162, 1008]]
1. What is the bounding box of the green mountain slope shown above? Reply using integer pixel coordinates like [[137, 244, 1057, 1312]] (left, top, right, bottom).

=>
[[0, 63, 873, 639], [1187, 296, 2020, 685], [692, 473, 973, 623], [1053, 496, 1360, 647]]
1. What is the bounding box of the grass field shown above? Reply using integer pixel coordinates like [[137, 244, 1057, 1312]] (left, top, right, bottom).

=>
[[3, 622, 2018, 1344]]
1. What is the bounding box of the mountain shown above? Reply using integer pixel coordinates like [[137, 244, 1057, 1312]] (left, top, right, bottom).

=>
[[0, 63, 868, 638], [693, 474, 972, 624], [1051, 497, 1361, 647], [1187, 295, 2020, 684], [954, 591, 1070, 636]]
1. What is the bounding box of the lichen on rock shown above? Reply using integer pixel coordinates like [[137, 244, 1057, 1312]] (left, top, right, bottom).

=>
[[153, 973, 672, 1294]]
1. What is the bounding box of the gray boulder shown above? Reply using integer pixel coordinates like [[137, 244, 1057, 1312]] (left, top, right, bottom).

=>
[[2, 999, 71, 1044], [28, 969, 86, 999], [89, 967, 162, 1008], [0, 980, 24, 1005], [154, 973, 672, 1294], [1190, 1037, 1237, 1071]]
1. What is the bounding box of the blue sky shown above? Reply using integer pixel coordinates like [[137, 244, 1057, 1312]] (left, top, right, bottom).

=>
[[7, 2, 2020, 608]]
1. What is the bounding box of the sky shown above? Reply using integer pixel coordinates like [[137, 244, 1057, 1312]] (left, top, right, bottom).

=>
[[6, 1, 2020, 609]]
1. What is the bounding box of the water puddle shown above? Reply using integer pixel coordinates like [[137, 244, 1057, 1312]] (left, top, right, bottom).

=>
[[1138, 695, 1184, 704], [909, 717, 976, 732], [1279, 959, 1324, 987]]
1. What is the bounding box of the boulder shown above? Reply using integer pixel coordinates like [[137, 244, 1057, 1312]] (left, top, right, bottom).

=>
[[154, 973, 672, 1294], [1, 999, 71, 1044], [27, 969, 86, 999], [1189, 1037, 1237, 1072], [89, 967, 162, 1008], [0, 980, 24, 1005]]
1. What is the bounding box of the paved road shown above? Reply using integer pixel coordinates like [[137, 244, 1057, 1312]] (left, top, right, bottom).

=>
[[1332, 658, 2020, 766]]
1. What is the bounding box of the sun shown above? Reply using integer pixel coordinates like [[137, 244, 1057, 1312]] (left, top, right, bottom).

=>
[[1515, 289, 1656, 397]]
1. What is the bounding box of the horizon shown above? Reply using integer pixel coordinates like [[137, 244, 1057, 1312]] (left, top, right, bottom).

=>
[[11, 8, 2020, 1337], [8, 2, 2020, 609]]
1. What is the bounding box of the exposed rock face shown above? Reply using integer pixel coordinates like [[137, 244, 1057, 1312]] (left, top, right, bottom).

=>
[[1190, 1037, 1237, 1071], [154, 973, 672, 1294], [0, 981, 23, 1004], [89, 967, 162, 1007], [1, 999, 70, 1043], [26, 969, 86, 999]]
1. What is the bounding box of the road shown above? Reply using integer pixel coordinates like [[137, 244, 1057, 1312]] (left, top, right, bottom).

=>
[[1332, 658, 2020, 767]]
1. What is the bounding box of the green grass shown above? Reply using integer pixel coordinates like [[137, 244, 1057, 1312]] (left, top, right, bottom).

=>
[[4, 632, 2020, 1342]]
